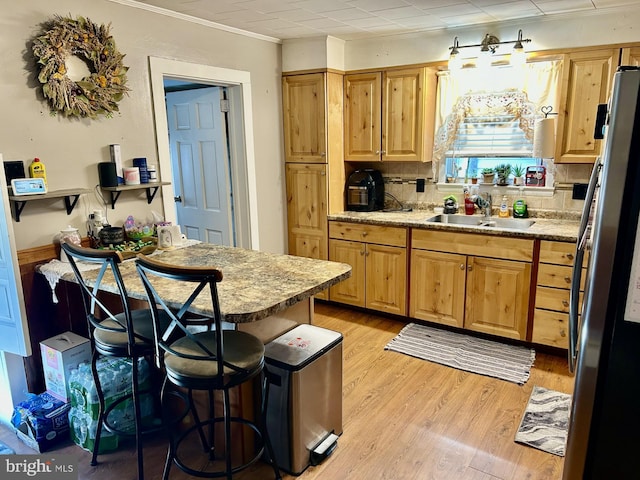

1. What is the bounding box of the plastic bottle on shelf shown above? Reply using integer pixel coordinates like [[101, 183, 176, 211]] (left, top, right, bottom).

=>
[[28, 157, 48, 188], [499, 195, 509, 218]]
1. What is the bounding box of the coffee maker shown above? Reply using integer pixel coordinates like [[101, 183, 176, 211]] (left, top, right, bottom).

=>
[[345, 169, 384, 212]]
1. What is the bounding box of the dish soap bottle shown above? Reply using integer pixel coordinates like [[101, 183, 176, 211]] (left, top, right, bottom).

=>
[[29, 157, 47, 188], [498, 195, 509, 218], [513, 198, 529, 218]]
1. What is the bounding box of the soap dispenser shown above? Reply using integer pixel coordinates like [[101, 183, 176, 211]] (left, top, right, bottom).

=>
[[498, 195, 509, 218], [513, 198, 529, 218]]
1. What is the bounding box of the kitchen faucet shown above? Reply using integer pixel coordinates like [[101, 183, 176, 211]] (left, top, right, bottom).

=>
[[476, 192, 492, 220]]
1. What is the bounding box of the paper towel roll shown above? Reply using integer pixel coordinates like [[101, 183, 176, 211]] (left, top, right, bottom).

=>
[[533, 117, 556, 158]]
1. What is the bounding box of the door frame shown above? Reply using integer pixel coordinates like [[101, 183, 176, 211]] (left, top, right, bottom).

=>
[[149, 56, 259, 250]]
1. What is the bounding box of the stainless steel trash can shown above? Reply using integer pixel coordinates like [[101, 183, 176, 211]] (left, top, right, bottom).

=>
[[265, 324, 343, 476]]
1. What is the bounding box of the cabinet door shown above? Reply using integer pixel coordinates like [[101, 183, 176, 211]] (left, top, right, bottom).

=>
[[286, 163, 327, 258], [365, 244, 407, 315], [464, 257, 531, 340], [409, 249, 465, 328], [329, 239, 365, 307], [382, 67, 425, 162], [282, 73, 326, 163], [344, 72, 382, 161], [621, 47, 640, 66], [556, 49, 617, 164]]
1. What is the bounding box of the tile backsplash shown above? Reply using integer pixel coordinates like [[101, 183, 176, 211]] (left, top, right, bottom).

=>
[[352, 161, 591, 219]]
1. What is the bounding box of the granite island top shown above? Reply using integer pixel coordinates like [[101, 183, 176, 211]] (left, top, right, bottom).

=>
[[51, 243, 352, 324], [328, 209, 581, 243]]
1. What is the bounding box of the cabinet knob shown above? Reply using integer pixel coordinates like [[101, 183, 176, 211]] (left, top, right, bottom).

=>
[[174, 196, 182, 203], [459, 264, 465, 270], [564, 276, 571, 284], [320, 152, 326, 157], [360, 250, 365, 256], [375, 150, 381, 155], [467, 265, 472, 272], [562, 300, 570, 307], [560, 329, 566, 337], [566, 253, 574, 260], [362, 231, 368, 237]]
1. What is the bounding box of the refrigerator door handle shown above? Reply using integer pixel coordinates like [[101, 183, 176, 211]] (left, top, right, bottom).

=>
[[569, 158, 601, 372]]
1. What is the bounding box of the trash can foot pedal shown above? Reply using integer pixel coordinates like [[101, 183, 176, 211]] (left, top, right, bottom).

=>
[[310, 432, 339, 466]]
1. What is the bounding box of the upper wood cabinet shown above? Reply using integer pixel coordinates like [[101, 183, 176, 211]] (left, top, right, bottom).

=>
[[343, 67, 436, 162], [555, 48, 618, 164], [621, 46, 640, 66], [282, 73, 327, 163]]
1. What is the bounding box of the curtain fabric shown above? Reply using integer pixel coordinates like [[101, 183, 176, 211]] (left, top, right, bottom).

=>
[[432, 61, 562, 178]]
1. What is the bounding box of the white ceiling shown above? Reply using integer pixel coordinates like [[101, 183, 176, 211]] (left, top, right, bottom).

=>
[[125, 0, 640, 41]]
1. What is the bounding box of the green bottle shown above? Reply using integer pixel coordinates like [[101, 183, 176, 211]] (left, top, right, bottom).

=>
[[513, 199, 528, 218]]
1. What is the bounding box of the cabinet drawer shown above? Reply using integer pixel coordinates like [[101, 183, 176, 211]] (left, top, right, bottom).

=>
[[329, 222, 407, 247], [535, 286, 583, 313], [532, 309, 569, 349], [539, 240, 588, 267], [537, 263, 586, 290], [411, 229, 533, 261]]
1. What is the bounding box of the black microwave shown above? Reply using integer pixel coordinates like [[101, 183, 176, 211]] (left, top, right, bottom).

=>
[[346, 169, 384, 212]]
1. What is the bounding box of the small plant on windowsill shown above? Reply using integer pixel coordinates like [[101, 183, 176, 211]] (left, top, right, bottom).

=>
[[512, 165, 526, 186], [481, 167, 495, 184], [495, 163, 512, 186]]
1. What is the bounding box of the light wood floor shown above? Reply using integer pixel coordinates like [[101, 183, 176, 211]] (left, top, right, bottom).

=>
[[0, 302, 574, 480]]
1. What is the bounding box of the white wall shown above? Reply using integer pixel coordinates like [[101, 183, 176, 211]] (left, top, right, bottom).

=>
[[0, 0, 286, 253]]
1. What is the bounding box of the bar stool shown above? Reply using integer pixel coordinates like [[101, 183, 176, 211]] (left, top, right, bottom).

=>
[[135, 254, 281, 480], [61, 243, 168, 480]]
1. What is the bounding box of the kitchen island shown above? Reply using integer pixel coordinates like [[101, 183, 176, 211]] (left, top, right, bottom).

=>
[[41, 242, 352, 343]]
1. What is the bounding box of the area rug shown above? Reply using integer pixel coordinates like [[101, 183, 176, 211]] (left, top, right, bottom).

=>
[[384, 323, 535, 385], [515, 385, 572, 456]]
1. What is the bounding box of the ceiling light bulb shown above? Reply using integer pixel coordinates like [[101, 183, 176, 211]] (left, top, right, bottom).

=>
[[448, 51, 462, 71], [511, 44, 526, 67]]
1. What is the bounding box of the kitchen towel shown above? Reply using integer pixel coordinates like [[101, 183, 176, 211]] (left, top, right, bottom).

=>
[[384, 323, 535, 385], [515, 385, 571, 456]]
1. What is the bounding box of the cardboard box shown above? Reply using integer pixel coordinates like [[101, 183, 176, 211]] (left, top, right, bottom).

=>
[[11, 392, 71, 453], [40, 332, 92, 402]]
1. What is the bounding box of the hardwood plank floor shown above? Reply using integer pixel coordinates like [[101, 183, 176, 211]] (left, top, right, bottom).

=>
[[0, 302, 574, 479]]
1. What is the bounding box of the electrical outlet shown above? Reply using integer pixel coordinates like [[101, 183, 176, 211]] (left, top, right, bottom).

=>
[[572, 183, 588, 200], [416, 178, 425, 192]]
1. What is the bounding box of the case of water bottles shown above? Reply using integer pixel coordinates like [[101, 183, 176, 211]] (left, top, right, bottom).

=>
[[67, 356, 155, 453]]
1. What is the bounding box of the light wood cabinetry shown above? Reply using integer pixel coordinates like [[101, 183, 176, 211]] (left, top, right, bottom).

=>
[[343, 67, 436, 162], [532, 240, 586, 349], [329, 222, 407, 316], [555, 48, 618, 164], [410, 230, 533, 340], [282, 72, 345, 300], [621, 47, 640, 66]]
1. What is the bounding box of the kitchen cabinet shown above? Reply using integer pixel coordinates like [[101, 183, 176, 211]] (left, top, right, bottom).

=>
[[532, 240, 586, 349], [329, 222, 407, 316], [621, 46, 640, 66], [343, 67, 436, 162], [282, 71, 344, 300], [555, 48, 618, 164], [410, 230, 533, 340]]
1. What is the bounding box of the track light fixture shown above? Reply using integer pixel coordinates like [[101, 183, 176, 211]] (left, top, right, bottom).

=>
[[448, 29, 531, 70]]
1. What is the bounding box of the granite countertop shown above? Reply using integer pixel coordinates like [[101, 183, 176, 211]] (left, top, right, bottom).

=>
[[52, 243, 352, 323], [328, 209, 581, 243]]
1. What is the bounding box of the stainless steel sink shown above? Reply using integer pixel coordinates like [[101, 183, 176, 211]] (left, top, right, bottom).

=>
[[425, 214, 535, 230], [425, 214, 484, 226]]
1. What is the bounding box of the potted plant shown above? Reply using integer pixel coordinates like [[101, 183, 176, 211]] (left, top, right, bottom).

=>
[[512, 165, 526, 186], [481, 167, 495, 184], [465, 166, 478, 184], [495, 163, 512, 186]]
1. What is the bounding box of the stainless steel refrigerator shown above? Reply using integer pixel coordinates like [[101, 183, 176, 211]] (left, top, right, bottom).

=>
[[564, 66, 640, 479]]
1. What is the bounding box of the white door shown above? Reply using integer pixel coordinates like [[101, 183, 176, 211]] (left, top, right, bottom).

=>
[[0, 154, 30, 356], [166, 87, 234, 246]]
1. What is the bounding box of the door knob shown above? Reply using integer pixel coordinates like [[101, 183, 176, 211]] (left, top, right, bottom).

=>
[[174, 196, 182, 203]]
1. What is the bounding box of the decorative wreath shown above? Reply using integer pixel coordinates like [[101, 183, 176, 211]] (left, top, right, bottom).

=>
[[32, 15, 130, 118]]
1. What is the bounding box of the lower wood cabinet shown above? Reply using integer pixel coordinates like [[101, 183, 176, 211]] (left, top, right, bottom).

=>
[[410, 230, 534, 340], [328, 222, 407, 316], [532, 240, 586, 349]]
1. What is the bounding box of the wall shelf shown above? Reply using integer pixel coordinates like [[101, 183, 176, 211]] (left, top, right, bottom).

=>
[[100, 182, 171, 209], [8, 188, 93, 222]]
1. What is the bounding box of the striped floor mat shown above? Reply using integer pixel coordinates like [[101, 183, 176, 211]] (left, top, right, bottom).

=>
[[515, 386, 571, 456], [384, 323, 535, 385]]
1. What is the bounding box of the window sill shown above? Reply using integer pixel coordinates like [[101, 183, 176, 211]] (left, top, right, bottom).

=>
[[436, 182, 555, 197]]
